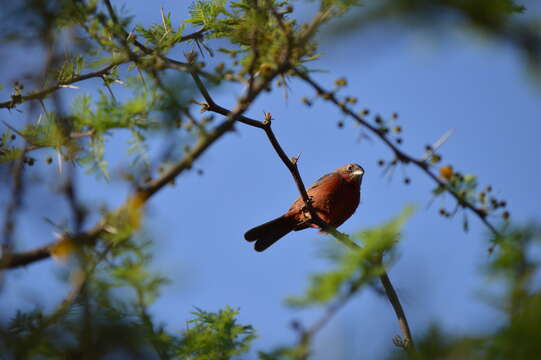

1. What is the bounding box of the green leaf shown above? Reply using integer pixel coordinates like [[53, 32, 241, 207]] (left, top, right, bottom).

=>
[[286, 206, 414, 307], [175, 306, 256, 360]]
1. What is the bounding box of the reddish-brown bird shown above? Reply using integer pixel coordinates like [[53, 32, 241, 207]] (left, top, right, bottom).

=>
[[245, 163, 364, 251]]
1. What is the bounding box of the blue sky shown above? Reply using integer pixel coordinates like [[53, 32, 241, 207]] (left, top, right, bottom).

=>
[[1, 1, 540, 359]]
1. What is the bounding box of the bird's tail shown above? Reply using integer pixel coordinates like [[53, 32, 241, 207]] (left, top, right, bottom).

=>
[[244, 215, 297, 252]]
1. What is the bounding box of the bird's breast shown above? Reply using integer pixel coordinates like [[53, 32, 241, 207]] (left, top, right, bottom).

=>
[[319, 181, 360, 227]]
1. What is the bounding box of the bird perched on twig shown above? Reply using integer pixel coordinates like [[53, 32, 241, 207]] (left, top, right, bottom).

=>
[[245, 163, 364, 251]]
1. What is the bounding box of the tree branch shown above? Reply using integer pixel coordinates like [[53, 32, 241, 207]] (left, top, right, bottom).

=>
[[189, 72, 414, 350], [0, 1, 208, 112], [294, 69, 500, 239], [0, 63, 120, 109], [0, 28, 287, 271]]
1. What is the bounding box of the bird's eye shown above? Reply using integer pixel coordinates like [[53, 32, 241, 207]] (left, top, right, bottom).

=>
[[347, 165, 353, 172]]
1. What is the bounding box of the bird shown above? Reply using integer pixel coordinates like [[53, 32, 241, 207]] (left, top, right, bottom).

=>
[[244, 163, 364, 251]]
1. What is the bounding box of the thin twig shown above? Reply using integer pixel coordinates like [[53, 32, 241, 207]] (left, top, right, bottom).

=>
[[0, 3, 207, 111], [0, 63, 119, 109]]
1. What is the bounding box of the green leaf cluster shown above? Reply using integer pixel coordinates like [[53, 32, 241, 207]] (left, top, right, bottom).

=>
[[188, 0, 229, 28], [135, 11, 187, 51], [55, 55, 86, 83], [2, 231, 256, 359], [176, 306, 256, 360], [186, 0, 326, 77], [287, 206, 414, 307]]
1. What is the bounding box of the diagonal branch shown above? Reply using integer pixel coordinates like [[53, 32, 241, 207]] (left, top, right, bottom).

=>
[[294, 68, 500, 239], [0, 117, 235, 269], [0, 107, 241, 270], [190, 72, 414, 350]]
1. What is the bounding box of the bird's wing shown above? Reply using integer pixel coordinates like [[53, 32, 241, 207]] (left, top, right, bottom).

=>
[[287, 172, 338, 213], [307, 172, 335, 192]]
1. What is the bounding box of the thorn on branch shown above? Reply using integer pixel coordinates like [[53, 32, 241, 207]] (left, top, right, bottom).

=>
[[126, 30, 135, 42], [184, 51, 198, 64], [263, 111, 272, 125], [194, 101, 210, 113], [392, 335, 410, 350], [58, 84, 80, 89], [291, 152, 301, 165]]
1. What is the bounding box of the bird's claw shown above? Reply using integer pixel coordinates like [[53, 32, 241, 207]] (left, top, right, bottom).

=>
[[392, 336, 409, 349], [301, 196, 313, 211]]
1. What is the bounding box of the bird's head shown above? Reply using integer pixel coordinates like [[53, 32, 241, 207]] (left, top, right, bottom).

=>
[[338, 163, 365, 183]]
